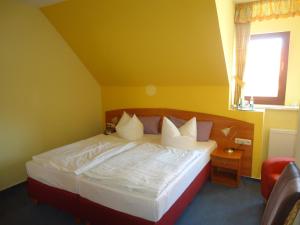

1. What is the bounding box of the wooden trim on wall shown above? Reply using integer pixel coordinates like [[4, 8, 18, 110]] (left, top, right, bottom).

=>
[[106, 108, 254, 177]]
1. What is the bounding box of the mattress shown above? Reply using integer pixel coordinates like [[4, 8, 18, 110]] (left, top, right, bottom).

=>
[[78, 139, 217, 222], [26, 160, 79, 194]]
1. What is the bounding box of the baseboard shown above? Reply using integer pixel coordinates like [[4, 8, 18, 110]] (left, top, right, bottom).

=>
[[242, 176, 261, 182], [0, 178, 27, 192]]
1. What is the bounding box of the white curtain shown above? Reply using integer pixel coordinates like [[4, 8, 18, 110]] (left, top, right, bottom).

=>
[[234, 23, 251, 105], [295, 109, 300, 167]]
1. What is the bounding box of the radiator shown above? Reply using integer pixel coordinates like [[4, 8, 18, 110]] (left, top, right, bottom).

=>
[[268, 128, 297, 158]]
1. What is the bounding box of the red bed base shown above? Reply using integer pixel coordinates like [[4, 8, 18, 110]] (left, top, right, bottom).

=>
[[27, 177, 80, 217], [79, 163, 211, 225]]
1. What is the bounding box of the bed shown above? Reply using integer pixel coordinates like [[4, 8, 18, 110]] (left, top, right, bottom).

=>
[[78, 137, 216, 225], [26, 108, 254, 225], [26, 133, 135, 217]]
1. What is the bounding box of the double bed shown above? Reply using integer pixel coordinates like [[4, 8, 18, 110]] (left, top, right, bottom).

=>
[[26, 108, 254, 225]]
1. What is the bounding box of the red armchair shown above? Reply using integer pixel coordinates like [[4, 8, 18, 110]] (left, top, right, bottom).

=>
[[261, 157, 295, 200]]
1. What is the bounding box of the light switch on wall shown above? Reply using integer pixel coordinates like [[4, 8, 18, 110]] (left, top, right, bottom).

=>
[[235, 138, 252, 146]]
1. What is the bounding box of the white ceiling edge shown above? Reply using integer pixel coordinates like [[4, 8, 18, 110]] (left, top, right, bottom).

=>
[[22, 0, 65, 7]]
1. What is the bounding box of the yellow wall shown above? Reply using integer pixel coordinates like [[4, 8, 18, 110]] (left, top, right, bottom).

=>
[[102, 85, 264, 178], [99, 0, 264, 178], [251, 17, 300, 106], [295, 110, 300, 167], [215, 0, 235, 82], [0, 0, 103, 190], [215, 0, 236, 106], [42, 0, 228, 86]]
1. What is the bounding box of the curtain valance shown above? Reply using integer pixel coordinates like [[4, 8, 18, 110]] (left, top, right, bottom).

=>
[[235, 0, 300, 24]]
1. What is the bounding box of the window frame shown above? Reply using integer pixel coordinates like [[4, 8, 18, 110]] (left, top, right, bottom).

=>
[[244, 32, 290, 105]]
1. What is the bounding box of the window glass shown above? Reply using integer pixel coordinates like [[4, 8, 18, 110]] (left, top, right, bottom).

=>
[[244, 38, 282, 97], [243, 32, 289, 105]]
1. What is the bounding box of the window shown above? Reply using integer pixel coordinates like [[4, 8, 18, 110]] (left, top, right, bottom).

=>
[[243, 32, 290, 105]]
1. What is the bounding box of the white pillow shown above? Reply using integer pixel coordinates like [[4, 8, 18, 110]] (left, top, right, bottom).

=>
[[116, 111, 131, 127], [178, 117, 197, 140], [116, 113, 144, 141], [161, 117, 197, 149]]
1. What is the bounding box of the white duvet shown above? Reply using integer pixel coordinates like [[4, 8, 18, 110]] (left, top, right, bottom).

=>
[[32, 134, 137, 175], [83, 142, 203, 198]]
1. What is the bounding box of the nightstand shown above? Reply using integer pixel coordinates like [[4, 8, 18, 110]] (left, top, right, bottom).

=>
[[211, 148, 242, 187]]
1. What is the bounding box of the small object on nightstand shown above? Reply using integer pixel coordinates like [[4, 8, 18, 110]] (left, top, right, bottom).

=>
[[104, 122, 116, 135], [211, 148, 242, 187], [250, 96, 254, 110], [227, 149, 234, 153], [224, 148, 235, 154]]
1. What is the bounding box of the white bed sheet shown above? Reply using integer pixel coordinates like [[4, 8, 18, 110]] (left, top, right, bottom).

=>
[[78, 139, 217, 222], [32, 134, 135, 175], [83, 142, 202, 198], [26, 134, 161, 194], [26, 160, 79, 194], [26, 133, 133, 193]]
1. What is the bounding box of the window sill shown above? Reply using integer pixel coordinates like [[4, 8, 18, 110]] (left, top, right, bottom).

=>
[[231, 104, 299, 112], [231, 106, 264, 113], [254, 104, 299, 111]]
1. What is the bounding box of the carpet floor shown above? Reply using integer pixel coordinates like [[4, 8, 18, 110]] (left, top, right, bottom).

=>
[[0, 178, 264, 225]]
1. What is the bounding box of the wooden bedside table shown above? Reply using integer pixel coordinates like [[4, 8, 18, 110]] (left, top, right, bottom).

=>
[[211, 148, 243, 187]]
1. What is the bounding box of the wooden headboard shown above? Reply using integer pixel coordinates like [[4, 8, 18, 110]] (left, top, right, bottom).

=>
[[106, 108, 254, 177]]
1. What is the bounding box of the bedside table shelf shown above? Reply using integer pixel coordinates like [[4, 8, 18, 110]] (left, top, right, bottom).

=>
[[211, 148, 242, 187]]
